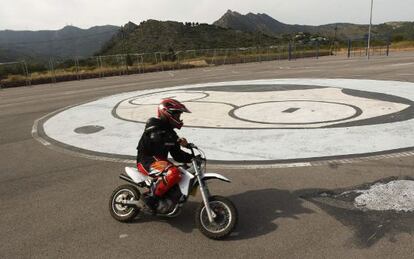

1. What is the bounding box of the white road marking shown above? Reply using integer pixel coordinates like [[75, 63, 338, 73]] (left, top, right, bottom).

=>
[[32, 118, 51, 146], [389, 62, 414, 67], [116, 87, 407, 128], [37, 78, 414, 164]]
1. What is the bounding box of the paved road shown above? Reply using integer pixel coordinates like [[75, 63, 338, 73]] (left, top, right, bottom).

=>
[[1, 53, 414, 258]]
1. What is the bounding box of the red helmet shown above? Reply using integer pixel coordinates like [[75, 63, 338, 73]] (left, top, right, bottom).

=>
[[158, 98, 191, 129]]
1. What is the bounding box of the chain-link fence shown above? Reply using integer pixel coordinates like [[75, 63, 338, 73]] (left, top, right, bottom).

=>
[[335, 37, 391, 58], [0, 61, 30, 88], [0, 40, 387, 88]]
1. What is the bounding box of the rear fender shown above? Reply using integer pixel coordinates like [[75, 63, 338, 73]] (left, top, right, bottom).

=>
[[124, 167, 147, 184]]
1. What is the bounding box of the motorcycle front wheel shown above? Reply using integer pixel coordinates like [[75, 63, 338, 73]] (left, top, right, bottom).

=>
[[109, 184, 140, 222], [195, 195, 238, 239]]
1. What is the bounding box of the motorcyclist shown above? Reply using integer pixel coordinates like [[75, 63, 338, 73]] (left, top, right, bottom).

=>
[[136, 98, 193, 212]]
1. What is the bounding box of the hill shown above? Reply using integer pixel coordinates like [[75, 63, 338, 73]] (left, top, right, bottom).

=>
[[0, 25, 119, 62], [214, 10, 414, 41], [213, 10, 310, 35], [99, 20, 282, 55]]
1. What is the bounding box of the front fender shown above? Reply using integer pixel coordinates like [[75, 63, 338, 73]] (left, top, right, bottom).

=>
[[201, 173, 231, 183]]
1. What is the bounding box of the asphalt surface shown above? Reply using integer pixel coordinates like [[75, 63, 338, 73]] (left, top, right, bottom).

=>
[[1, 53, 414, 258]]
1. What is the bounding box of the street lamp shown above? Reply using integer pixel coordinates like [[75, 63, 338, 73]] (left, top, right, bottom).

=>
[[367, 0, 374, 59]]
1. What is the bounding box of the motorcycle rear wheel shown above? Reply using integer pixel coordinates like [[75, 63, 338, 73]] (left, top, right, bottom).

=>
[[195, 195, 238, 239], [109, 184, 141, 222]]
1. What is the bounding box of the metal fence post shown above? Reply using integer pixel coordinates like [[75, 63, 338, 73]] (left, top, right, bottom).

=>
[[159, 52, 164, 72], [134, 55, 140, 74], [177, 51, 181, 70], [96, 56, 100, 78], [294, 43, 297, 60], [386, 37, 390, 56], [223, 49, 228, 65], [154, 53, 158, 71], [138, 54, 143, 73], [211, 50, 216, 65], [96, 57, 100, 78], [100, 56, 104, 78], [124, 54, 129, 75], [117, 55, 122, 75], [288, 42, 292, 61], [75, 57, 80, 80], [316, 42, 320, 59], [278, 46, 281, 61], [266, 47, 270, 61], [22, 61, 31, 86], [141, 54, 145, 73], [49, 58, 56, 83], [347, 40, 351, 58]]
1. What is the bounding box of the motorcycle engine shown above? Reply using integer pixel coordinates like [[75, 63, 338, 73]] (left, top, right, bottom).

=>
[[156, 185, 182, 214], [156, 199, 174, 214]]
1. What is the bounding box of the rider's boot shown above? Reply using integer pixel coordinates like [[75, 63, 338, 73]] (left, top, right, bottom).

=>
[[143, 194, 158, 215]]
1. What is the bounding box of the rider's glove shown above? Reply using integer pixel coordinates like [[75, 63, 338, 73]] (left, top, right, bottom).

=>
[[178, 138, 188, 147], [195, 154, 205, 161]]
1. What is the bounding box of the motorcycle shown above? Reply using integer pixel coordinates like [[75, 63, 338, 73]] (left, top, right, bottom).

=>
[[109, 143, 238, 239]]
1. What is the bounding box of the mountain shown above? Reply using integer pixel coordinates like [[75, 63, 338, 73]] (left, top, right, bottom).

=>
[[214, 10, 310, 35], [99, 20, 281, 55], [0, 25, 119, 62], [214, 10, 414, 41]]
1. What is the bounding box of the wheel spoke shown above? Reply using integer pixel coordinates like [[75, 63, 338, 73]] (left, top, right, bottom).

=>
[[112, 189, 136, 216], [200, 201, 232, 233]]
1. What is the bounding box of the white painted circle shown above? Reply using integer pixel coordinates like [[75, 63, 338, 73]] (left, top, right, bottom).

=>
[[38, 79, 414, 164], [233, 101, 358, 124]]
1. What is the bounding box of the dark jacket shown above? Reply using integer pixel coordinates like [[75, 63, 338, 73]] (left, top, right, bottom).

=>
[[136, 117, 192, 169]]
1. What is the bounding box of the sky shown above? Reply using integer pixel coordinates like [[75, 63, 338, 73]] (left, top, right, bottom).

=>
[[1, 0, 413, 30]]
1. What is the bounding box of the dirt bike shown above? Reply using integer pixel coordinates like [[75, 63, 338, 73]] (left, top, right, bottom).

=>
[[109, 143, 238, 239]]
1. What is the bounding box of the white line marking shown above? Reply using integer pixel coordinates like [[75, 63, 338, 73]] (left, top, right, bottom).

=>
[[32, 78, 414, 169], [389, 62, 414, 67]]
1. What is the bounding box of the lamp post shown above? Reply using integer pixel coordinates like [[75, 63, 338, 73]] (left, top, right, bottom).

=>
[[367, 0, 374, 59]]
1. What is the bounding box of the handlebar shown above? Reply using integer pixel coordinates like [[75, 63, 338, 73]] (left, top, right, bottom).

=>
[[186, 143, 197, 149], [186, 143, 197, 157], [186, 143, 206, 161]]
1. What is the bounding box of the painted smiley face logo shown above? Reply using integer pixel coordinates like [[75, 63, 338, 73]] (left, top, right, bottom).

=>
[[37, 79, 414, 164], [114, 84, 413, 129]]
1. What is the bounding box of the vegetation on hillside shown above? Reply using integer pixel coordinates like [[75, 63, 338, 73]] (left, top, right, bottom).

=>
[[99, 20, 291, 55]]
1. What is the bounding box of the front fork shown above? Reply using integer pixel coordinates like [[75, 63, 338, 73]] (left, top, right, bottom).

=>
[[192, 160, 216, 223]]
